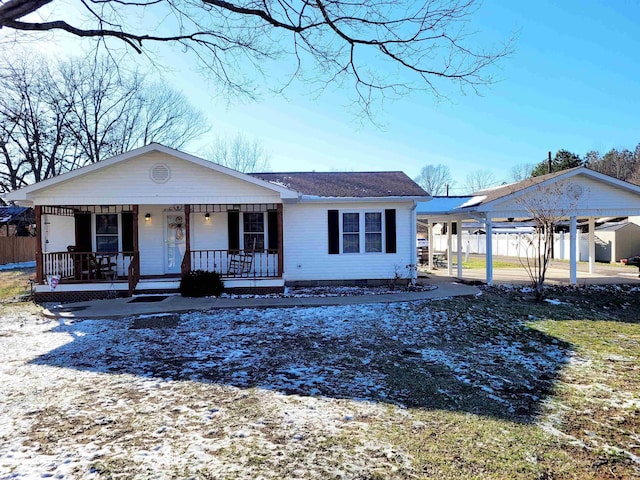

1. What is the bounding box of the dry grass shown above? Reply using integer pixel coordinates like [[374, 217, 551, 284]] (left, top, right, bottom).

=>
[[0, 266, 34, 302], [0, 267, 639, 479]]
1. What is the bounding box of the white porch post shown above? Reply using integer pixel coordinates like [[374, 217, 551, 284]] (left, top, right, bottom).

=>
[[456, 219, 463, 279], [588, 217, 595, 274], [428, 221, 434, 271], [569, 216, 577, 285], [486, 217, 493, 285], [447, 220, 453, 275], [410, 203, 417, 285]]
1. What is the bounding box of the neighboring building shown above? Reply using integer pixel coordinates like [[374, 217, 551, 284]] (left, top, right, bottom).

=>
[[0, 206, 35, 236], [5, 144, 428, 301], [593, 221, 640, 263]]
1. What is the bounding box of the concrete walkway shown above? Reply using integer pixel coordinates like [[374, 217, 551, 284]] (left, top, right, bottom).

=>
[[42, 276, 480, 319]]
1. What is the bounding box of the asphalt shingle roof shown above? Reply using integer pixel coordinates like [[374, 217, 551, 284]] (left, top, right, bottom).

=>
[[250, 171, 428, 198]]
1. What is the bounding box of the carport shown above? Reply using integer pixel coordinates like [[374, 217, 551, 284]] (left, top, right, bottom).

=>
[[417, 167, 640, 285]]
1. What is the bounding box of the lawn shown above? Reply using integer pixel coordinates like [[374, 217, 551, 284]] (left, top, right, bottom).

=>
[[0, 269, 638, 479]]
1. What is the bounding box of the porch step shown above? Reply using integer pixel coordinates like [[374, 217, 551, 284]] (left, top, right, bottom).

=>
[[135, 278, 181, 294]]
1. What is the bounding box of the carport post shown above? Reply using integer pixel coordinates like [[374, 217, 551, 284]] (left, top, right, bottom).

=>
[[447, 220, 453, 275], [485, 217, 493, 285], [570, 216, 577, 284], [428, 221, 434, 271], [456, 219, 463, 279], [588, 217, 595, 274]]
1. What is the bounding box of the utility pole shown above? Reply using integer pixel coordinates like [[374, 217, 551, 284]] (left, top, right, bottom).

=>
[[547, 151, 552, 174]]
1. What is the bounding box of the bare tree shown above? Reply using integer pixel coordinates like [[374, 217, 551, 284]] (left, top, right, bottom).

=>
[[515, 181, 583, 301], [413, 164, 452, 196], [509, 163, 534, 182], [0, 51, 209, 192], [464, 169, 496, 194], [58, 56, 210, 168], [208, 134, 271, 173], [0, 0, 513, 114], [0, 54, 73, 192]]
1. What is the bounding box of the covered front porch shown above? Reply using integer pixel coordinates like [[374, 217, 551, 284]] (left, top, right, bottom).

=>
[[34, 202, 284, 300]]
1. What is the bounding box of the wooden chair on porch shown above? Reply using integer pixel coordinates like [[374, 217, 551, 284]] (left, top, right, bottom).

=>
[[227, 239, 256, 277]]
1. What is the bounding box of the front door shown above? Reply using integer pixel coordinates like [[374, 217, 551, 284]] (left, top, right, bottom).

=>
[[165, 213, 186, 274]]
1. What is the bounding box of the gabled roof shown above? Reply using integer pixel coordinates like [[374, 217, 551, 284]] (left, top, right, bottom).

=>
[[596, 221, 640, 232], [7, 144, 428, 203], [468, 166, 640, 207], [417, 167, 640, 218], [5, 143, 299, 202], [250, 171, 427, 198]]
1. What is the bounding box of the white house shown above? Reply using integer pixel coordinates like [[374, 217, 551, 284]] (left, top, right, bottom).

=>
[[6, 144, 429, 301]]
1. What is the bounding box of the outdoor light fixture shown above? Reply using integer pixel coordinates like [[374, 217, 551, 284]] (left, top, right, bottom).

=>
[[145, 213, 151, 222], [205, 212, 211, 221]]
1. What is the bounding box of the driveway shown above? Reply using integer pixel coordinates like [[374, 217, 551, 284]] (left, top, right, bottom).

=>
[[426, 255, 640, 286]]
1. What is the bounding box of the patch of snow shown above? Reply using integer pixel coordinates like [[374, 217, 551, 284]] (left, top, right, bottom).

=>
[[544, 298, 566, 305]]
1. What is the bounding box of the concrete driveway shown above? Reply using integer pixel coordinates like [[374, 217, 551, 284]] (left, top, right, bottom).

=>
[[424, 255, 640, 286]]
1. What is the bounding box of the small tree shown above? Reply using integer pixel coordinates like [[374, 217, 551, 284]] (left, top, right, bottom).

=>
[[515, 181, 583, 301]]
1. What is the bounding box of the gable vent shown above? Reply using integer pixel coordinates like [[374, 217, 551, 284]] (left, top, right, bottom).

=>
[[150, 163, 171, 184]]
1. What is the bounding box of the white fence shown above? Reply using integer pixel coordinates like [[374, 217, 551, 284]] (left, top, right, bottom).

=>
[[432, 232, 593, 261]]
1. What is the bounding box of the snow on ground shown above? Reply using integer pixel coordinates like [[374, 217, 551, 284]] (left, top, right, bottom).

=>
[[0, 300, 569, 478]]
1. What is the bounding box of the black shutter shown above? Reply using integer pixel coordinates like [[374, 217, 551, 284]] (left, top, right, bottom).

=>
[[228, 210, 240, 251], [328, 210, 339, 254], [451, 222, 457, 235], [122, 212, 134, 252], [385, 209, 396, 253], [74, 212, 92, 251], [267, 210, 278, 250]]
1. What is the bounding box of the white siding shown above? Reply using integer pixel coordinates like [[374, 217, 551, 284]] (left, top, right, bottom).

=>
[[491, 176, 640, 217], [43, 215, 75, 253], [138, 205, 166, 275], [283, 202, 414, 282], [31, 152, 281, 205], [191, 211, 228, 251]]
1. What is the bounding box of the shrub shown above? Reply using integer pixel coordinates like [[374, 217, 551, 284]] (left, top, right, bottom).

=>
[[179, 270, 224, 297]]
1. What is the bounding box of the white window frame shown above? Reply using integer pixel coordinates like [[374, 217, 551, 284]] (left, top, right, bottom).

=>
[[240, 212, 266, 251], [364, 212, 383, 253], [93, 213, 122, 253], [340, 210, 385, 254]]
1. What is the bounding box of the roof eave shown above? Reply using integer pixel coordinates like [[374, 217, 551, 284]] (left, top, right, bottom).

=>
[[4, 143, 300, 201], [298, 195, 431, 203]]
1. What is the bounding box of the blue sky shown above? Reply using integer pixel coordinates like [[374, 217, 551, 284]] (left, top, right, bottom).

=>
[[21, 0, 640, 193]]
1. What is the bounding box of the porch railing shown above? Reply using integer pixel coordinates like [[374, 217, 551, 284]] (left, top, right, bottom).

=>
[[189, 249, 280, 278], [41, 251, 134, 283]]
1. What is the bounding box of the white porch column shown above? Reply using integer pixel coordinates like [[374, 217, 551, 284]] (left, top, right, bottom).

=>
[[588, 217, 595, 274], [456, 219, 463, 278], [569, 216, 577, 285], [447, 221, 453, 275], [486, 217, 493, 285], [410, 203, 417, 285], [428, 221, 434, 271]]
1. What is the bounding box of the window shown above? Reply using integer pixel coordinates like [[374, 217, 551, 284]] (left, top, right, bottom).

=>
[[342, 212, 360, 253], [95, 213, 118, 253], [328, 209, 395, 255], [243, 212, 264, 250], [365, 212, 382, 252]]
